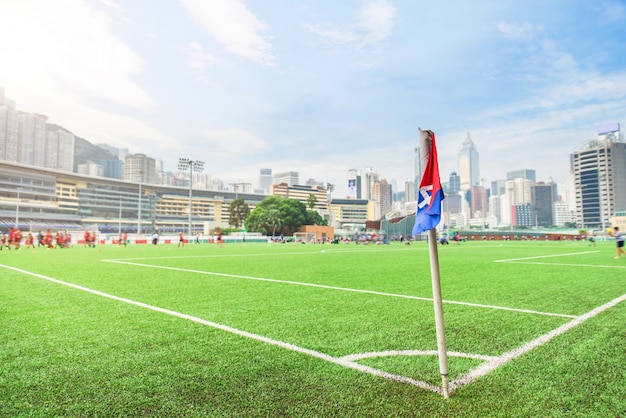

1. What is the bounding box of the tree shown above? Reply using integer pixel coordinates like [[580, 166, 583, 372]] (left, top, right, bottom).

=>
[[277, 198, 307, 235], [264, 208, 282, 237], [228, 197, 250, 228], [244, 196, 307, 236], [305, 210, 327, 226], [306, 193, 317, 210]]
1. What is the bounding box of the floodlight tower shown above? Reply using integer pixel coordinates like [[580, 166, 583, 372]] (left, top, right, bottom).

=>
[[178, 158, 205, 237], [15, 187, 21, 228]]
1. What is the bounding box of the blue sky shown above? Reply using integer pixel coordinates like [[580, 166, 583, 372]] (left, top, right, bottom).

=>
[[1, 0, 626, 196]]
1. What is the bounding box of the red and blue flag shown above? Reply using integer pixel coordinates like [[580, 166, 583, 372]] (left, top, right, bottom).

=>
[[413, 130, 445, 236]]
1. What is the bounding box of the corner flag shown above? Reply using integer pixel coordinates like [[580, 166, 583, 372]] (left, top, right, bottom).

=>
[[413, 128, 450, 399], [413, 129, 445, 236]]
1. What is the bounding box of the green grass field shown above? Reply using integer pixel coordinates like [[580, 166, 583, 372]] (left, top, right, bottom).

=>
[[1, 239, 624, 417]]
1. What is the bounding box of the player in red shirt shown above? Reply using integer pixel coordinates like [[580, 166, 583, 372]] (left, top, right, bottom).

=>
[[45, 229, 54, 249], [25, 232, 35, 249]]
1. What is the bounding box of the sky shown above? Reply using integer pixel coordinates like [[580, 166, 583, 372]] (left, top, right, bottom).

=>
[[1, 0, 626, 197]]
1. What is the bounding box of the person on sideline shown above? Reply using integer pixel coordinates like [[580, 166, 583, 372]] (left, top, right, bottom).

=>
[[178, 231, 185, 247], [610, 226, 625, 259]]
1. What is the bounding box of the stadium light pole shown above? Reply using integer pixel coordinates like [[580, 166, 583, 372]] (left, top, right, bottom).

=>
[[137, 172, 143, 235], [178, 158, 205, 237], [118, 196, 122, 235], [15, 187, 21, 228]]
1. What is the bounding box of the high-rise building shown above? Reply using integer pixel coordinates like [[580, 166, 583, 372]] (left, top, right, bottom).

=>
[[273, 171, 299, 187], [470, 186, 488, 219], [553, 201, 574, 226], [458, 132, 480, 192], [448, 171, 461, 194], [363, 169, 379, 201], [228, 182, 252, 193], [347, 169, 361, 199], [258, 168, 272, 194], [101, 158, 123, 179], [507, 169, 536, 182], [271, 183, 328, 212], [414, 146, 421, 198], [17, 111, 47, 167], [404, 179, 415, 202], [97, 143, 129, 162], [571, 125, 626, 230], [123, 153, 157, 184], [491, 179, 507, 197], [77, 162, 104, 177], [532, 182, 554, 227], [373, 179, 392, 219], [512, 203, 534, 227], [1, 88, 73, 172], [0, 88, 19, 162], [488, 195, 501, 226], [505, 178, 533, 226], [45, 125, 74, 172]]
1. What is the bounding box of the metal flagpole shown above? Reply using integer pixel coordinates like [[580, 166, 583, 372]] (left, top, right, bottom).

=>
[[415, 128, 449, 398], [427, 227, 449, 398]]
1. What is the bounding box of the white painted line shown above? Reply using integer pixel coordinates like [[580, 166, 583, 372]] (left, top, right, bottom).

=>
[[102, 259, 576, 318], [494, 261, 626, 269], [494, 250, 600, 263], [340, 350, 498, 363], [0, 263, 442, 394], [4, 263, 623, 398], [448, 293, 626, 395]]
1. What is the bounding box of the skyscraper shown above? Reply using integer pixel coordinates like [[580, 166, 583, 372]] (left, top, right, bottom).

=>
[[414, 145, 421, 198], [507, 169, 536, 182], [404, 179, 415, 202], [448, 171, 461, 194], [17, 111, 47, 167], [258, 168, 272, 194], [505, 178, 533, 226], [363, 169, 379, 201], [373, 179, 392, 219], [0, 88, 18, 162], [532, 182, 554, 227], [273, 171, 299, 186], [124, 153, 157, 184], [458, 132, 480, 192], [571, 125, 626, 230], [347, 169, 361, 199], [45, 125, 74, 172]]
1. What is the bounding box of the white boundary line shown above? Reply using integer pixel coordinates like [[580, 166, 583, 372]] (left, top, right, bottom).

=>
[[2, 263, 624, 398], [493, 250, 600, 263], [494, 250, 626, 269], [101, 258, 576, 318], [448, 293, 626, 394], [0, 263, 441, 394], [495, 261, 626, 269]]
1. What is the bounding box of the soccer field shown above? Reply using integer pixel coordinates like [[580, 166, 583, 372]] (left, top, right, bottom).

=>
[[1, 240, 624, 417]]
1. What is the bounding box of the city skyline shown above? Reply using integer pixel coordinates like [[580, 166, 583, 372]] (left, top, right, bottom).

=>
[[2, 1, 626, 196]]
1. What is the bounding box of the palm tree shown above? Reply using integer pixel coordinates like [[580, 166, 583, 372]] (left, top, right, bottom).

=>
[[306, 193, 317, 210], [264, 208, 282, 237]]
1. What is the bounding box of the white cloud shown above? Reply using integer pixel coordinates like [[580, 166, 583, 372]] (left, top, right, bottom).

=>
[[306, 0, 396, 50], [600, 1, 626, 22], [178, 0, 274, 65], [185, 42, 219, 83], [0, 0, 154, 112], [497, 21, 542, 43], [201, 128, 268, 155]]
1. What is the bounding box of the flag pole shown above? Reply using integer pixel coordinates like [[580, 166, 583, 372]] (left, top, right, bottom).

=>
[[414, 128, 449, 399], [427, 227, 449, 399]]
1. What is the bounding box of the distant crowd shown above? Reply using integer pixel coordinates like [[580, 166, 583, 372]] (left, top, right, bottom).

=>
[[1, 228, 72, 250], [0, 228, 101, 250]]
